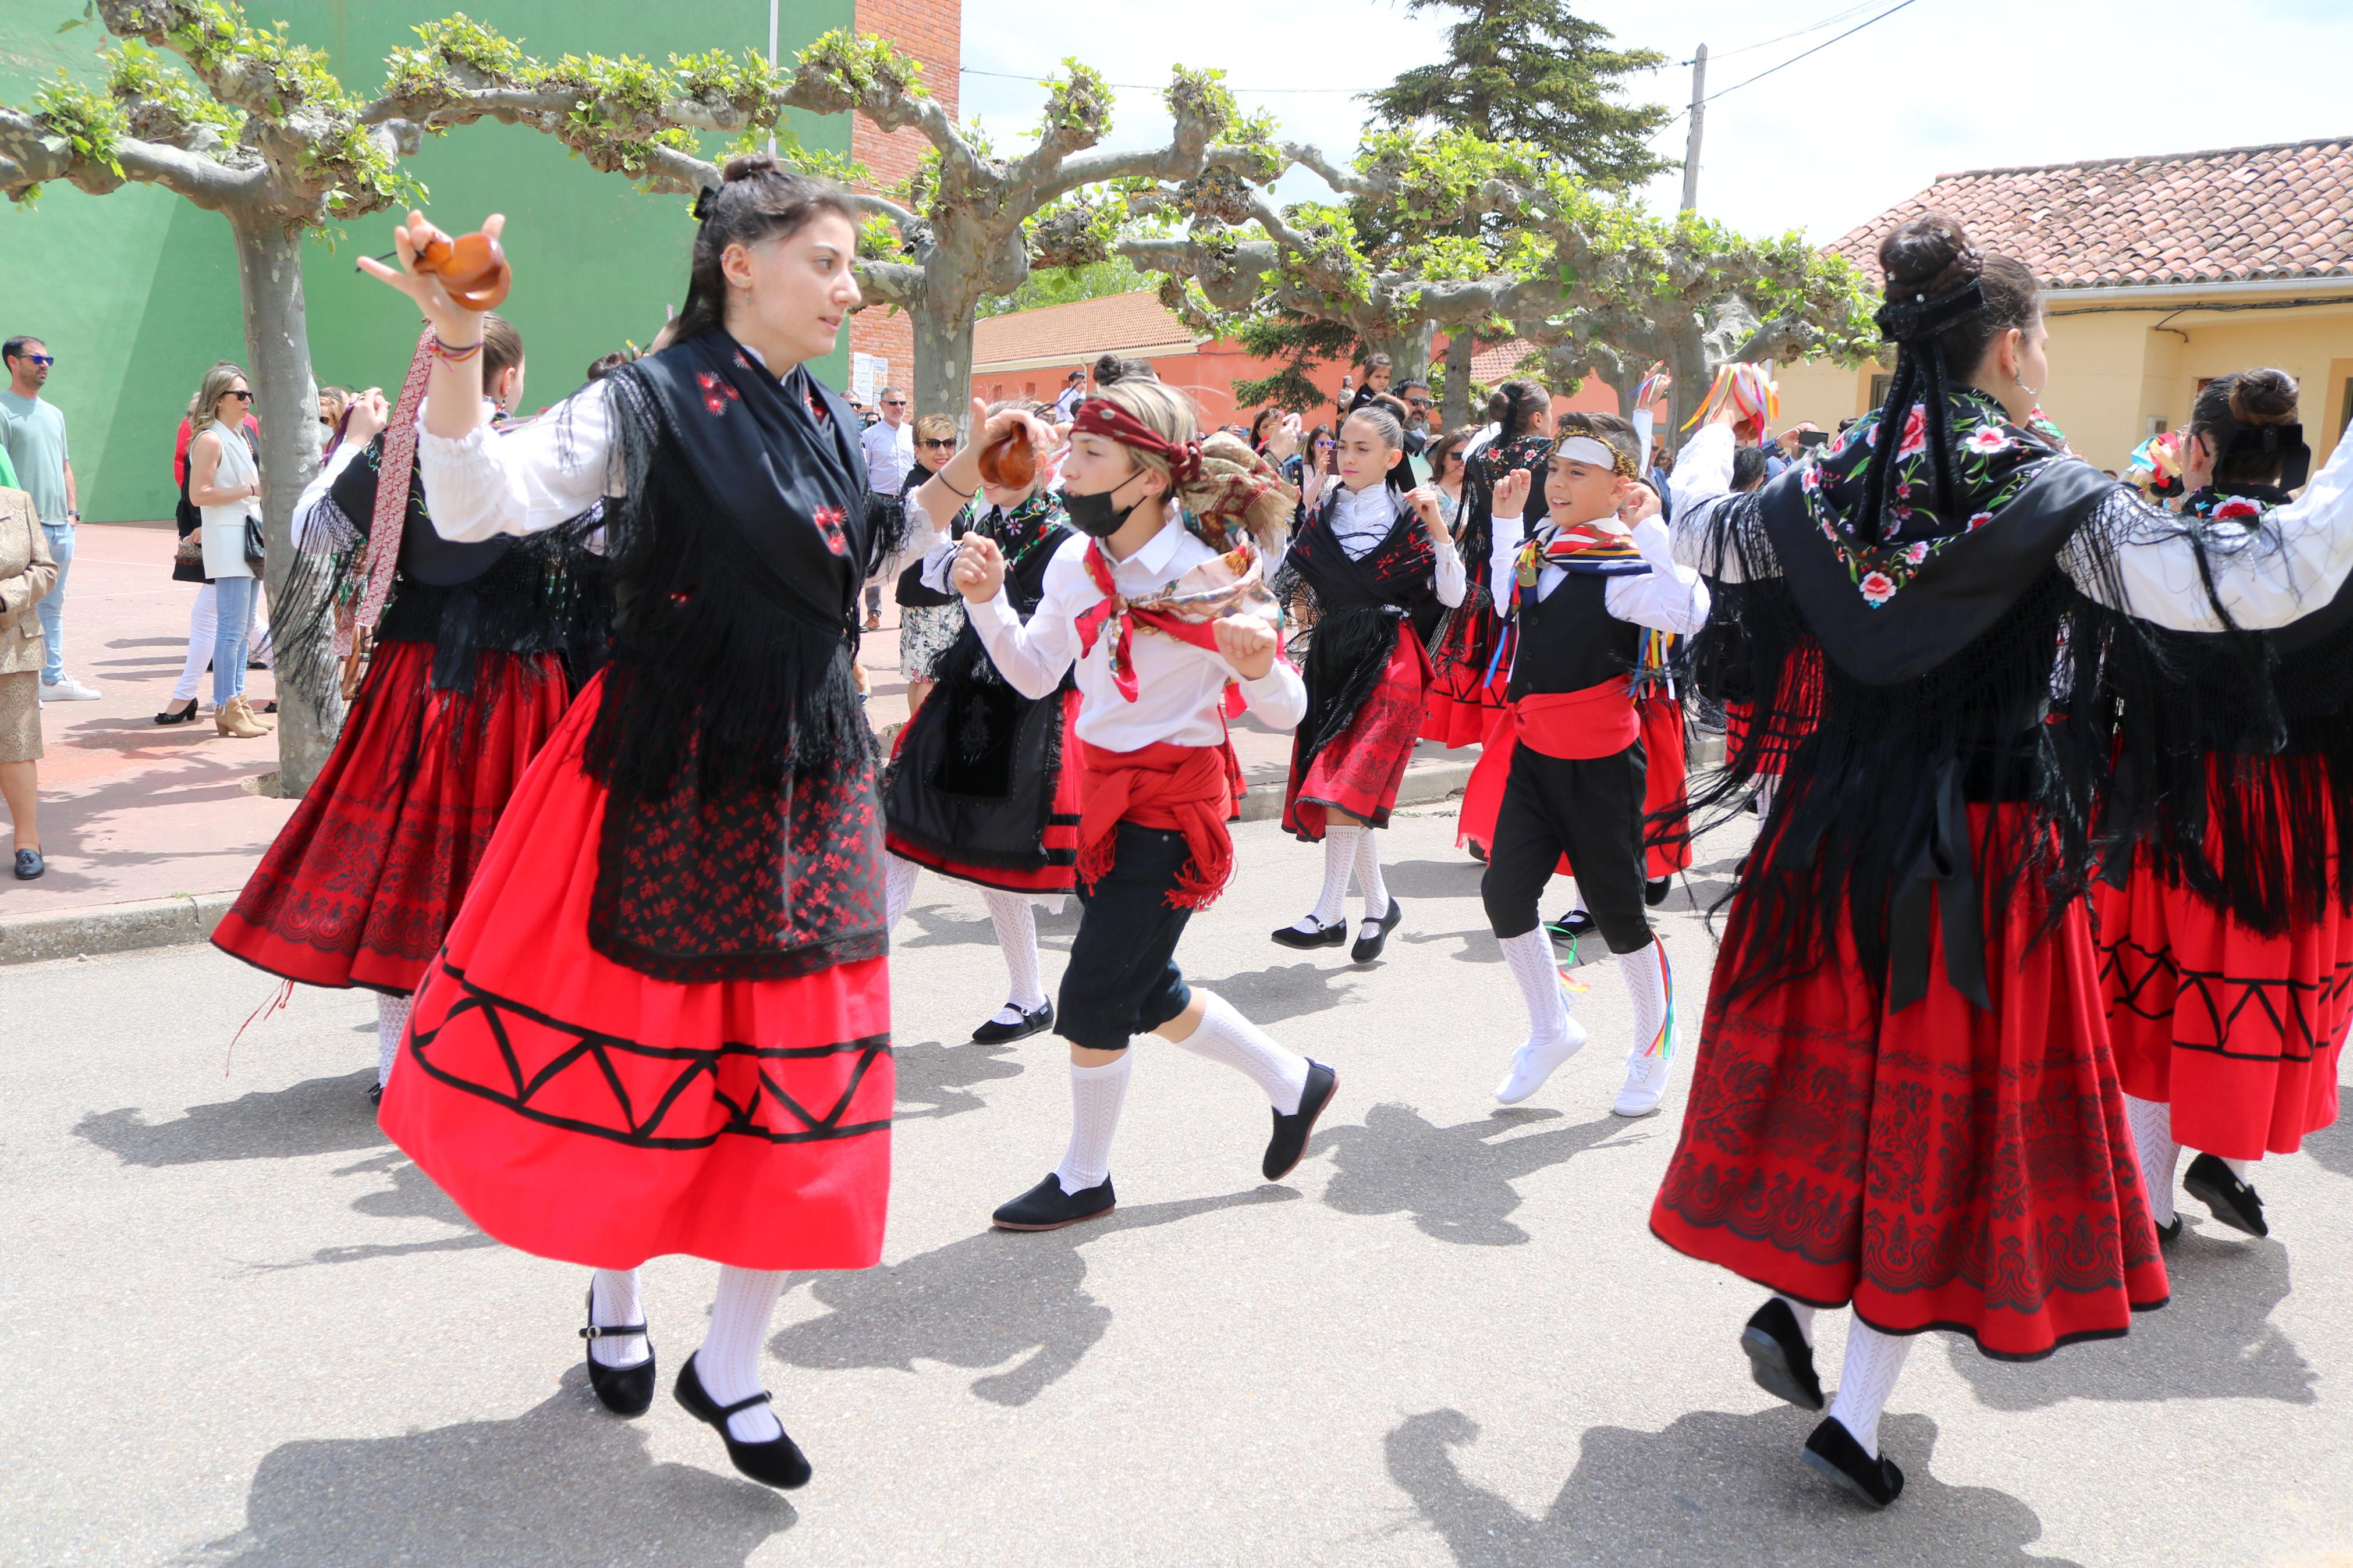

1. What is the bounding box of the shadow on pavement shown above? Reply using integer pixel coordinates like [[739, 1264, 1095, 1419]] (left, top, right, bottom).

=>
[[1312, 1104, 1652, 1246], [1376, 856, 1486, 901], [890, 1035, 1027, 1121], [2302, 1114, 2353, 1178], [74, 1070, 387, 1166], [189, 1376, 792, 1565], [1186, 959, 1368, 1027], [771, 1187, 1297, 1406], [1385, 1406, 2081, 1567], [1944, 1231, 2315, 1409]]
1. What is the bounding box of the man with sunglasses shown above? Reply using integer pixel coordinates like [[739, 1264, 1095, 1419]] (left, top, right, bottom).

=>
[[860, 386, 917, 630], [1, 337, 97, 701]]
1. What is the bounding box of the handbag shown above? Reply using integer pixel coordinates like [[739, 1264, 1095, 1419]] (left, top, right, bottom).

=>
[[173, 471, 205, 568], [242, 513, 267, 570]]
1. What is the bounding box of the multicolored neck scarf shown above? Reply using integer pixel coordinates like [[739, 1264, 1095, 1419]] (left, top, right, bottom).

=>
[[1505, 518, 1649, 618], [1071, 534, 1280, 704], [970, 488, 1065, 571]]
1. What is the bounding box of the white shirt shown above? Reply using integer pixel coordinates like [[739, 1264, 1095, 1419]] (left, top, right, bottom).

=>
[[1053, 384, 1085, 422], [415, 383, 623, 542], [1488, 509, 1710, 635], [861, 416, 914, 495], [966, 514, 1307, 749], [1667, 421, 2353, 633], [1315, 477, 1467, 607]]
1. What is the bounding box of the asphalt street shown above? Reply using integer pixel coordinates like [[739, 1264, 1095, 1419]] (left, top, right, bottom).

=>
[[5, 806, 2351, 1566]]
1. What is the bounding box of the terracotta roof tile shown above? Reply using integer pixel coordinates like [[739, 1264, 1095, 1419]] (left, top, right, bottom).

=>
[[1832, 137, 2353, 289], [971, 291, 1198, 370]]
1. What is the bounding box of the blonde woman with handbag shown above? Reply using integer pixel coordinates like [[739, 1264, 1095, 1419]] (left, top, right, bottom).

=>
[[0, 484, 57, 877], [186, 362, 269, 738]]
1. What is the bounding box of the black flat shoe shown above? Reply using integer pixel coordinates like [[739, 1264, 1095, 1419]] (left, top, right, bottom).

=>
[[367, 1082, 384, 1105], [674, 1353, 811, 1489], [1802, 1417, 1904, 1508], [1543, 909, 1596, 944], [971, 1000, 1054, 1045], [13, 848, 42, 880], [2155, 1214, 2184, 1248], [993, 1171, 1116, 1231], [1350, 899, 1403, 964], [580, 1285, 656, 1417], [1264, 1060, 1338, 1181], [1645, 876, 1672, 908], [1740, 1297, 1824, 1411], [154, 697, 200, 725], [2184, 1153, 2267, 1236], [1271, 917, 1348, 950]]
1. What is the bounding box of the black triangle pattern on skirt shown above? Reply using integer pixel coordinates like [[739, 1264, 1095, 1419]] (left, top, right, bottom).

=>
[[404, 961, 892, 1149], [2093, 934, 2353, 1062]]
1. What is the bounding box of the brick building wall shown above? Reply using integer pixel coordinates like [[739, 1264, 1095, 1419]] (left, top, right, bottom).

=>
[[848, 0, 959, 406]]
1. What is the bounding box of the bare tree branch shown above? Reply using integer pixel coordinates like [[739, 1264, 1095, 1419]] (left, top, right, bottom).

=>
[[0, 108, 262, 209]]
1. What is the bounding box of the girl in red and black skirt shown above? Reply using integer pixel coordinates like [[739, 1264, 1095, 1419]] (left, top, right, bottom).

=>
[[359, 158, 898, 1491], [924, 378, 1340, 1233], [1422, 381, 1552, 750], [2096, 369, 2352, 1245], [212, 315, 604, 1100], [1652, 214, 2353, 1507], [882, 433, 1080, 1044], [1272, 402, 1464, 962]]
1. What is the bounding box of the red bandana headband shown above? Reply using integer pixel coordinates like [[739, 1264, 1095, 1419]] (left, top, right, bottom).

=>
[[1070, 397, 1203, 485]]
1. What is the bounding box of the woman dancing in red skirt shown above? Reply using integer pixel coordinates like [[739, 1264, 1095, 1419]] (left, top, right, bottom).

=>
[[212, 314, 603, 1099], [361, 157, 896, 1490], [2095, 368, 2353, 1243], [1273, 402, 1464, 961], [1651, 212, 2353, 1507]]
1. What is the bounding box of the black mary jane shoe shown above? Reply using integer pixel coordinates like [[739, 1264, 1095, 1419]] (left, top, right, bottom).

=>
[[580, 1286, 656, 1417], [1271, 916, 1349, 950], [367, 1082, 384, 1106], [2155, 1214, 2184, 1249], [971, 1000, 1054, 1046], [992, 1171, 1116, 1231], [1543, 909, 1596, 944], [1264, 1060, 1339, 1181], [153, 696, 201, 726], [1645, 876, 1673, 908], [1350, 899, 1404, 965], [674, 1353, 811, 1489], [1740, 1297, 1824, 1412], [2184, 1153, 2268, 1237], [1802, 1417, 1904, 1509]]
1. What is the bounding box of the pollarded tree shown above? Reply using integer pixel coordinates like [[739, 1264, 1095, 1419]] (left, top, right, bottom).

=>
[[364, 29, 1289, 421], [0, 0, 428, 790]]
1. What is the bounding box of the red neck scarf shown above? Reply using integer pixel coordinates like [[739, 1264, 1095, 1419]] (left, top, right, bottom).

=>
[[1071, 539, 1230, 702], [1076, 737, 1246, 909]]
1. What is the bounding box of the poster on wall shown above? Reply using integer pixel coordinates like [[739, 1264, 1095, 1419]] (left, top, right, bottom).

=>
[[850, 353, 886, 406]]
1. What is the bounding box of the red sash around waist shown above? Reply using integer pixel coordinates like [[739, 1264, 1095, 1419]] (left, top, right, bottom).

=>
[[1076, 738, 1245, 909]]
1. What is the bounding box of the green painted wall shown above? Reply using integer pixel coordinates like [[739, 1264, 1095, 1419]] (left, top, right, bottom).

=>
[[0, 0, 854, 521]]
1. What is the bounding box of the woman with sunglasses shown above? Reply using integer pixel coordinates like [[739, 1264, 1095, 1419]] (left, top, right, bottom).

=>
[[1429, 426, 1475, 533], [184, 364, 269, 738], [894, 413, 970, 721]]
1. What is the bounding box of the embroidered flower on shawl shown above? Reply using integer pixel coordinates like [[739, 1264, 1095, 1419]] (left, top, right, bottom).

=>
[[1967, 511, 1993, 532], [2211, 497, 2262, 523], [1905, 541, 1929, 564], [1896, 404, 1929, 459], [811, 503, 849, 556], [696, 371, 741, 418], [1861, 571, 1896, 605], [1965, 426, 2010, 455]]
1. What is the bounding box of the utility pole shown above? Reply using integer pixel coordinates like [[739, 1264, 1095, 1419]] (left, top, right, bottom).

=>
[[766, 0, 780, 159], [1680, 44, 1706, 213]]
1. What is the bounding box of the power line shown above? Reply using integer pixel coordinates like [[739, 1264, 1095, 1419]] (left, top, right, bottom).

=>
[[1644, 0, 1925, 141]]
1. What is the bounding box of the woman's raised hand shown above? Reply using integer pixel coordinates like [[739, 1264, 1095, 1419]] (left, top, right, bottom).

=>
[[346, 388, 391, 445], [356, 211, 505, 343]]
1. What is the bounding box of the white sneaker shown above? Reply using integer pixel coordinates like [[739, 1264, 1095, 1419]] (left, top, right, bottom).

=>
[[42, 676, 101, 701], [1613, 1052, 1673, 1118], [1495, 1017, 1588, 1105]]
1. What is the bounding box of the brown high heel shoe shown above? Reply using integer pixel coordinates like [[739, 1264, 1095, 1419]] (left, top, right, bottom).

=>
[[216, 695, 271, 738]]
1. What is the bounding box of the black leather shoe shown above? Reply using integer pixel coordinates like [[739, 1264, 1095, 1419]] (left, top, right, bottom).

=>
[[1350, 899, 1404, 964], [2184, 1153, 2267, 1236], [992, 1172, 1116, 1231], [1802, 1417, 1904, 1508], [1645, 876, 1672, 907], [1264, 1060, 1338, 1181], [580, 1286, 655, 1417], [13, 848, 42, 880], [1543, 909, 1595, 943], [153, 696, 200, 726], [1740, 1297, 1824, 1411], [674, 1353, 811, 1489], [2155, 1214, 2184, 1248], [367, 1082, 385, 1106], [1272, 917, 1348, 950], [971, 1000, 1053, 1044]]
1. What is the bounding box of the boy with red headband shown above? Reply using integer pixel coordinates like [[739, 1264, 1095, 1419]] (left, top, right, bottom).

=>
[[1458, 411, 1710, 1117], [922, 381, 1340, 1231]]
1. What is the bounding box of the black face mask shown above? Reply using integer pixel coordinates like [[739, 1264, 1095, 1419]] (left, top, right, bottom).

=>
[[1064, 474, 1145, 538]]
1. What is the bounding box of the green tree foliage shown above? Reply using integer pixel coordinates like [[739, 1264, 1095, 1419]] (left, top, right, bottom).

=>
[[976, 256, 1154, 320]]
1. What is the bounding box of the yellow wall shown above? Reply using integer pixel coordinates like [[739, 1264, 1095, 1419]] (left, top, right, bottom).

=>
[[1768, 293, 2353, 479]]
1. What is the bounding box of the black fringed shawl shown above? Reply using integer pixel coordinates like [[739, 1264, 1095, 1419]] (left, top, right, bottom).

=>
[[573, 331, 888, 983], [1278, 483, 1439, 776]]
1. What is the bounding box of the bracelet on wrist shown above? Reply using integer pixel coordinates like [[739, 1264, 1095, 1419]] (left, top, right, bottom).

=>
[[431, 335, 485, 364]]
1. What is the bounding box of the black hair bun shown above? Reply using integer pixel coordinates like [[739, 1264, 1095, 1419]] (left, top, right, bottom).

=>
[[1879, 210, 1985, 298], [721, 151, 782, 183], [2229, 367, 2298, 425]]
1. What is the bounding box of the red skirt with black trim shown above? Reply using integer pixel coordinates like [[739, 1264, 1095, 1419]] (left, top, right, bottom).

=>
[[2092, 759, 2352, 1160], [1421, 600, 1508, 749], [1651, 803, 2169, 1360], [1284, 625, 1432, 839], [378, 677, 893, 1272], [212, 640, 570, 995], [1723, 642, 1826, 777], [886, 688, 1083, 894], [1639, 693, 1691, 878]]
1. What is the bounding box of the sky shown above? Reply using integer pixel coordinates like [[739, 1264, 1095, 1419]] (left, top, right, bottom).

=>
[[956, 0, 2353, 249]]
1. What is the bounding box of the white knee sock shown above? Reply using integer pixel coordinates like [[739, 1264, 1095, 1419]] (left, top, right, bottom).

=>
[[884, 852, 922, 933], [1294, 824, 1361, 931], [1055, 1055, 1131, 1194], [2221, 1155, 2253, 1179], [699, 1267, 788, 1443], [587, 1267, 648, 1369], [1827, 1318, 1913, 1459], [1500, 929, 1573, 1047], [1174, 991, 1311, 1114], [982, 890, 1049, 1012], [1776, 1294, 1816, 1346], [376, 992, 412, 1089], [2123, 1093, 2181, 1225], [1618, 939, 1671, 1060], [1354, 827, 1390, 922], [1567, 880, 1587, 917]]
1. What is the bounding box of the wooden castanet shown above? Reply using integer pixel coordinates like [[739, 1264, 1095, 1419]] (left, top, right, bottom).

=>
[[409, 227, 511, 311], [976, 425, 1039, 490]]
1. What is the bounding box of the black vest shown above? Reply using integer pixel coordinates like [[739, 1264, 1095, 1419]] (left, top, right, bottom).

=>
[[1507, 572, 1642, 700]]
